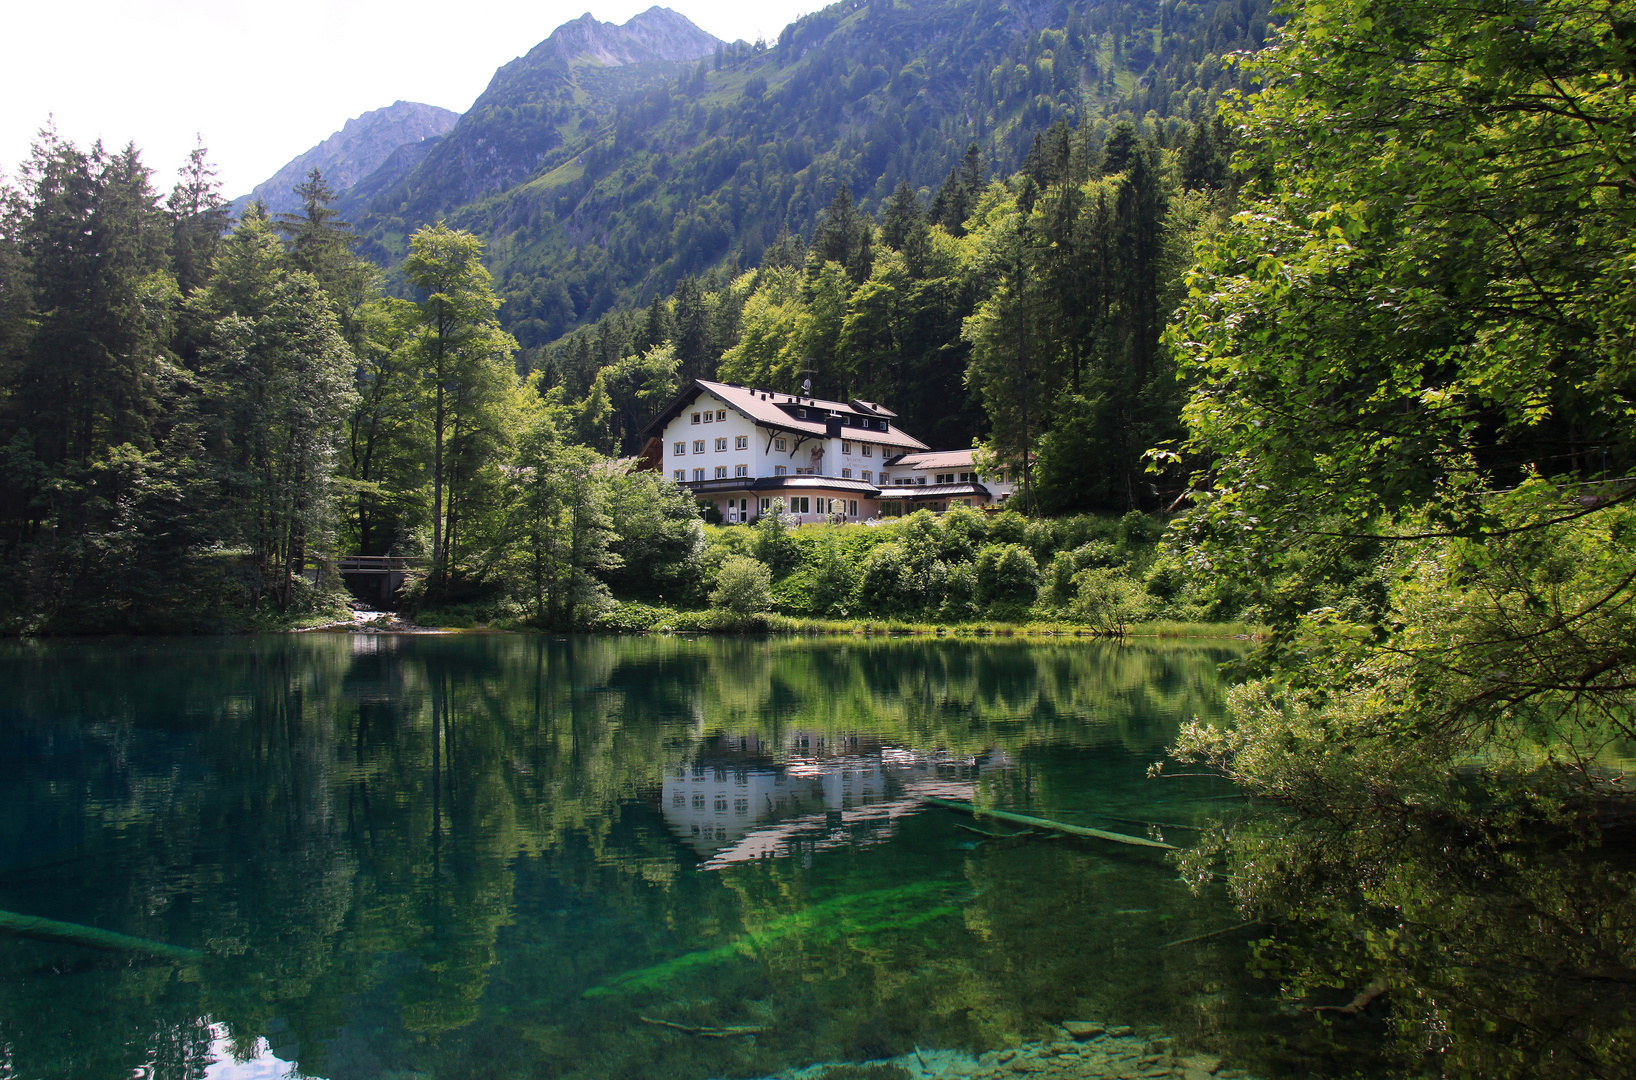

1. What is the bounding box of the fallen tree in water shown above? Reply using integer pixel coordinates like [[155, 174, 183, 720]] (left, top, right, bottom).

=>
[[0, 908, 201, 961], [920, 797, 1177, 850]]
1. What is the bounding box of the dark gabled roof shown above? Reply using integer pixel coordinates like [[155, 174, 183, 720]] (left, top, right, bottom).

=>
[[642, 380, 928, 451], [750, 476, 882, 495]]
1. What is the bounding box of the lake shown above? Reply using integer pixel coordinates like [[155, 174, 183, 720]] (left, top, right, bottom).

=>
[[6, 633, 1616, 1080]]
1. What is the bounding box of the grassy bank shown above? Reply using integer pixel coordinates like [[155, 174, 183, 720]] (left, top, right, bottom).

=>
[[411, 600, 1257, 640]]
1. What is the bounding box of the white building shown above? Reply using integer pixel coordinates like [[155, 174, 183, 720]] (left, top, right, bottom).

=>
[[640, 379, 1012, 523], [658, 730, 1010, 866], [876, 449, 1017, 516]]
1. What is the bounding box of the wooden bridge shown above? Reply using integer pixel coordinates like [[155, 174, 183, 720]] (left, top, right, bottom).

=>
[[337, 556, 422, 608]]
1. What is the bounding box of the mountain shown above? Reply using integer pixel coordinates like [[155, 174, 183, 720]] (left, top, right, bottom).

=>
[[365, 7, 724, 225], [230, 100, 459, 219], [344, 0, 1272, 351]]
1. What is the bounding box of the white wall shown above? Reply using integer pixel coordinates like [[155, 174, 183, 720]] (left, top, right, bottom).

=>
[[658, 392, 915, 492]]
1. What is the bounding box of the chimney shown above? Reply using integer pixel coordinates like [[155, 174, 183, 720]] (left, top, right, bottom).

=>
[[825, 413, 842, 438]]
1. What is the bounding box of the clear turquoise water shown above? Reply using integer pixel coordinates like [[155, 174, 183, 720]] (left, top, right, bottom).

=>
[[0, 635, 1320, 1080]]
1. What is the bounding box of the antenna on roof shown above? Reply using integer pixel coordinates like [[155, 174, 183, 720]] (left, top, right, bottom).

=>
[[801, 378, 812, 395]]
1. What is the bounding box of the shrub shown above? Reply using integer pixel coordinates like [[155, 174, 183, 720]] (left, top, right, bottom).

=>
[[940, 562, 981, 621], [1071, 565, 1157, 633], [754, 499, 801, 573], [975, 542, 1040, 608], [937, 506, 987, 562], [808, 533, 860, 616], [710, 554, 774, 617]]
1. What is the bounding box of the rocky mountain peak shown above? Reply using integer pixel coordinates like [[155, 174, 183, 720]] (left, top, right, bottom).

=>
[[541, 6, 720, 66]]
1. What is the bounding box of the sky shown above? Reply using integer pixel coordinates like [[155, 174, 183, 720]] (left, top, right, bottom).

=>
[[2, 1, 825, 199]]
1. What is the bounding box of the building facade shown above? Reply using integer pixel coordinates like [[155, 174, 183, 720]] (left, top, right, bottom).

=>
[[640, 380, 1013, 522]]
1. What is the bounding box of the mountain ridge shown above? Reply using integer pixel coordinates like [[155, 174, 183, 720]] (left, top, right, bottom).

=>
[[230, 100, 458, 219]]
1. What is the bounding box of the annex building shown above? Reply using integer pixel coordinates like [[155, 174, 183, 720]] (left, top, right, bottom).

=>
[[639, 379, 1015, 523]]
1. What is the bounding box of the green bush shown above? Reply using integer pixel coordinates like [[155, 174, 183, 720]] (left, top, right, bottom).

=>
[[1071, 565, 1157, 632], [710, 554, 774, 617], [940, 562, 981, 621], [975, 542, 1040, 608]]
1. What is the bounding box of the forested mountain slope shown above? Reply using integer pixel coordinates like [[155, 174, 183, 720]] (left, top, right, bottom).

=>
[[348, 0, 1274, 350]]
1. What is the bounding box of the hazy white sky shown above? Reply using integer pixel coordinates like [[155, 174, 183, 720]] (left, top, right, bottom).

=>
[[3, 1, 824, 199]]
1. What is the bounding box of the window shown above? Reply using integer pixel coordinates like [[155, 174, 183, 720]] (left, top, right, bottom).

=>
[[717, 410, 726, 422], [960, 471, 975, 482], [879, 420, 888, 430], [759, 498, 770, 513], [936, 473, 955, 484], [774, 438, 786, 451], [714, 466, 728, 479], [735, 435, 748, 450], [841, 468, 852, 478], [797, 408, 808, 418], [878, 472, 889, 483], [917, 476, 927, 485], [692, 794, 704, 809], [715, 437, 727, 452], [734, 798, 748, 815], [841, 441, 852, 454], [691, 413, 701, 424], [672, 469, 685, 481], [673, 441, 686, 455], [673, 793, 684, 807], [791, 497, 810, 513], [862, 470, 872, 482], [693, 468, 705, 481], [734, 464, 748, 477], [693, 439, 705, 453], [714, 797, 727, 812], [861, 444, 872, 457], [774, 465, 787, 476], [849, 500, 858, 516], [703, 411, 712, 423]]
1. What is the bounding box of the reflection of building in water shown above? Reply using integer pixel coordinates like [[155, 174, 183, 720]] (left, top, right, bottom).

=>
[[659, 731, 1010, 868]]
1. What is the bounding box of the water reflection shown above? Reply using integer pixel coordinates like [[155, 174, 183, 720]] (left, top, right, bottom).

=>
[[662, 732, 1007, 865], [0, 634, 1255, 1080]]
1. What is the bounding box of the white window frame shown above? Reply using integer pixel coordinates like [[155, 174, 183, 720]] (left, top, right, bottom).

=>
[[715, 437, 728, 452], [774, 438, 786, 451], [841, 468, 852, 478], [862, 470, 872, 482], [735, 435, 748, 450], [673, 441, 686, 455], [774, 465, 787, 476], [841, 441, 852, 454], [716, 410, 726, 422], [759, 498, 770, 513], [673, 469, 685, 481], [693, 468, 705, 481], [714, 466, 728, 479], [693, 439, 705, 453], [861, 444, 872, 457], [691, 412, 701, 424], [734, 464, 748, 477]]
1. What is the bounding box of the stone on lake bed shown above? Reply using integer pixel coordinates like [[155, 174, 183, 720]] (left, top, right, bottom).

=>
[[1063, 1022, 1105, 1040], [1181, 1054, 1222, 1074]]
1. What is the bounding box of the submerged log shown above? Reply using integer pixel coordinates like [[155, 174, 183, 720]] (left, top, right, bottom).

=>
[[638, 1016, 767, 1037], [921, 798, 1178, 851], [0, 909, 202, 962]]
